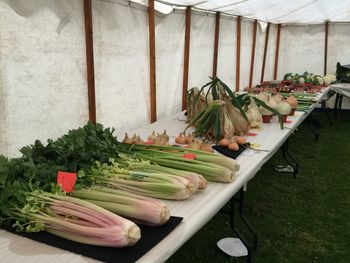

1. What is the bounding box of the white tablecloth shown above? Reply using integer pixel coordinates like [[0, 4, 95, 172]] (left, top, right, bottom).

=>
[[0, 88, 329, 263], [329, 83, 350, 98]]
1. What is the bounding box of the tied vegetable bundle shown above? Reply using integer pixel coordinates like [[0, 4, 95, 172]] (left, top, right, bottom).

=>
[[186, 77, 282, 141], [0, 156, 140, 247]]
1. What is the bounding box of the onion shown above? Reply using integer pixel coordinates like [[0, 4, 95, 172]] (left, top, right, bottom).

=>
[[175, 132, 186, 144], [247, 98, 262, 128], [219, 138, 230, 147], [131, 134, 138, 144], [228, 142, 239, 151], [136, 136, 144, 145], [185, 133, 193, 145], [286, 95, 298, 108], [200, 143, 214, 153], [233, 136, 246, 145], [267, 97, 278, 109], [147, 131, 157, 142], [188, 139, 201, 150], [259, 105, 273, 116], [271, 93, 283, 104], [276, 101, 292, 115], [256, 92, 269, 102], [160, 130, 169, 142], [122, 133, 133, 144]]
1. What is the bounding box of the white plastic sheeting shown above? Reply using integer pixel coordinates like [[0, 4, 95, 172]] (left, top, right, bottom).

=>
[[328, 23, 350, 73], [154, 0, 350, 24], [188, 12, 215, 88], [1, 0, 350, 157], [217, 15, 236, 88], [155, 10, 185, 120], [92, 1, 150, 135], [278, 25, 325, 78], [0, 0, 88, 157]]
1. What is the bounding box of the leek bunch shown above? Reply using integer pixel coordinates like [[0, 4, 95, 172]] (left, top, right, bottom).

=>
[[0, 156, 140, 247], [115, 144, 239, 183]]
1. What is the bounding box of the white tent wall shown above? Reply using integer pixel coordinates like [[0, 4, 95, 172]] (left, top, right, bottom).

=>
[[251, 22, 266, 86], [328, 23, 350, 109], [328, 23, 350, 73], [0, 0, 88, 157], [278, 25, 325, 79], [188, 12, 215, 89], [155, 10, 185, 120], [264, 24, 277, 82], [240, 19, 253, 90], [92, 1, 150, 136], [217, 15, 236, 89], [1, 0, 350, 157]]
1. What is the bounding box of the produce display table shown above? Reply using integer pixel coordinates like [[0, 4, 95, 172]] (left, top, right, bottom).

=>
[[0, 88, 329, 263], [329, 83, 350, 98], [329, 83, 350, 116]]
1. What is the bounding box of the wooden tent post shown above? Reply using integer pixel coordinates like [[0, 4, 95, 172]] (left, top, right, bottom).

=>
[[83, 0, 96, 124], [148, 0, 157, 123], [260, 22, 270, 83], [324, 21, 329, 75], [236, 16, 241, 91], [248, 20, 257, 91], [182, 7, 192, 111], [273, 24, 281, 80], [212, 12, 220, 77]]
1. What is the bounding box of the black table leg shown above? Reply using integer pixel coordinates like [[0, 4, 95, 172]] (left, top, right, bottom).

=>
[[274, 139, 299, 178], [219, 188, 257, 262]]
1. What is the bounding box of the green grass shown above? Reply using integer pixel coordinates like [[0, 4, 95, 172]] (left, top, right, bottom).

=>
[[167, 111, 350, 263]]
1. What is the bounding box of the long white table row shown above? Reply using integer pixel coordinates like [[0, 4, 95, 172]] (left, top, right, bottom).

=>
[[0, 88, 329, 263]]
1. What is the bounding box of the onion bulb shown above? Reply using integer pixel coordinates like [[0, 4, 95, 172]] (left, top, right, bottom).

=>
[[276, 101, 292, 115], [259, 105, 273, 116], [175, 132, 186, 144], [228, 142, 239, 151], [247, 98, 262, 128], [131, 134, 138, 144], [188, 139, 201, 150], [200, 143, 214, 153], [271, 93, 283, 104], [160, 130, 169, 142], [148, 131, 157, 142], [256, 92, 269, 102], [267, 97, 278, 109], [233, 136, 246, 145], [219, 138, 230, 147], [136, 136, 144, 145], [286, 95, 298, 108], [185, 133, 193, 144], [122, 133, 132, 144]]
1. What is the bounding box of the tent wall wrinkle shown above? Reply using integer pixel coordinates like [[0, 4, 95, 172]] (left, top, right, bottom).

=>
[[92, 1, 150, 136], [1, 1, 350, 157], [155, 11, 185, 120], [0, 0, 88, 157], [217, 16, 237, 89], [278, 25, 325, 78], [188, 12, 215, 89]]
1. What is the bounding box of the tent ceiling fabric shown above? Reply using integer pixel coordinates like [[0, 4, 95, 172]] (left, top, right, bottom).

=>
[[137, 0, 350, 24]]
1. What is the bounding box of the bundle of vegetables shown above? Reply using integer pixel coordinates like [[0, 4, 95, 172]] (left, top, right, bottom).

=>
[[115, 143, 239, 183], [79, 159, 196, 200], [280, 92, 317, 111], [186, 77, 282, 141], [71, 187, 170, 226], [186, 77, 250, 141], [284, 72, 336, 86], [10, 126, 172, 226], [336, 62, 350, 83], [0, 156, 140, 247], [237, 93, 283, 127]]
